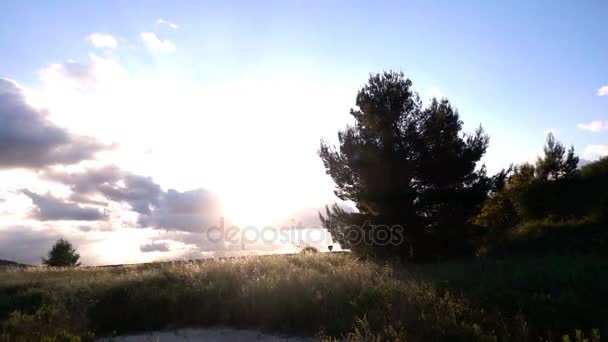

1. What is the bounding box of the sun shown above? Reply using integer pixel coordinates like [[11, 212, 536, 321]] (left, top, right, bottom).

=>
[[221, 184, 294, 228]]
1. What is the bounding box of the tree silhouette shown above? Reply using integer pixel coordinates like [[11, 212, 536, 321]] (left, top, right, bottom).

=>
[[475, 134, 583, 226], [319, 71, 491, 260], [43, 238, 81, 267], [536, 133, 579, 180]]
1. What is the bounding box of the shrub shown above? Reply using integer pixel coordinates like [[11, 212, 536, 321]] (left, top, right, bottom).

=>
[[300, 246, 319, 254]]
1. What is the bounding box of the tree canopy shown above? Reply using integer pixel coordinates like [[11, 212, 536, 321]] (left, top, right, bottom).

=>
[[535, 133, 579, 180], [473, 133, 603, 233], [319, 71, 491, 260]]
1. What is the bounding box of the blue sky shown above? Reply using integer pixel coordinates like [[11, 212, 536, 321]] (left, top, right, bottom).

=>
[[0, 1, 607, 264], [2, 0, 607, 164]]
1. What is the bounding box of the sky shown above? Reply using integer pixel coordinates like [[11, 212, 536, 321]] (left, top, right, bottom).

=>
[[0, 0, 607, 265]]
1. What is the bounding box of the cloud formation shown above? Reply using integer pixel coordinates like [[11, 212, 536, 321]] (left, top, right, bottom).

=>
[[583, 145, 608, 160], [577, 120, 608, 133], [42, 166, 222, 231], [140, 32, 176, 53], [0, 78, 107, 169], [598, 86, 608, 96], [87, 33, 118, 49], [138, 189, 222, 231], [140, 241, 170, 252], [156, 18, 178, 29], [39, 61, 99, 92], [43, 165, 161, 214], [22, 190, 108, 221]]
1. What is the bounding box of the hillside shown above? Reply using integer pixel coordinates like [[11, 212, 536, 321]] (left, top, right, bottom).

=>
[[0, 259, 27, 267], [0, 252, 605, 341]]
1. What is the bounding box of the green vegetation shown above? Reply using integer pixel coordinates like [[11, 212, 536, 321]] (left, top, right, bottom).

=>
[[1, 253, 605, 341], [475, 151, 608, 257], [319, 71, 494, 261], [476, 133, 587, 230], [42, 239, 81, 268], [318, 72, 607, 265]]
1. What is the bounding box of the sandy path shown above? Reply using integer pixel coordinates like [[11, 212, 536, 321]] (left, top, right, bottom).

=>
[[96, 328, 315, 341]]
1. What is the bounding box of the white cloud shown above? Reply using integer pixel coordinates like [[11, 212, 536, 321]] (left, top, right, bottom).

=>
[[577, 120, 608, 133], [598, 85, 608, 96], [27, 54, 352, 231], [430, 86, 443, 99], [87, 33, 118, 49], [140, 32, 176, 53], [156, 18, 178, 29], [583, 145, 608, 160]]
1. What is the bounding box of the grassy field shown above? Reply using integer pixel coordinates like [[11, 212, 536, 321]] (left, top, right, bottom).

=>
[[1, 252, 606, 341]]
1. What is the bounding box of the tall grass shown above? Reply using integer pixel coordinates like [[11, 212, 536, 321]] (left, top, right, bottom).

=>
[[1, 252, 606, 341]]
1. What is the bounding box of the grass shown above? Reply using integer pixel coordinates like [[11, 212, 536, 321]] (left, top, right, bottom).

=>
[[480, 218, 608, 258], [1, 252, 606, 341]]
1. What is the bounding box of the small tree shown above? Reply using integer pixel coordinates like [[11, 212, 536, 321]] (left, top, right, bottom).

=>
[[43, 238, 81, 267]]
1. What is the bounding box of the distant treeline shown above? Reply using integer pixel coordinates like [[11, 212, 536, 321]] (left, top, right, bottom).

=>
[[477, 147, 607, 226]]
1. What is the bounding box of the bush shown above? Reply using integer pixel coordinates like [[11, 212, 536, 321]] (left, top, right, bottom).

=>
[[300, 246, 319, 254], [474, 154, 608, 258], [482, 219, 608, 257]]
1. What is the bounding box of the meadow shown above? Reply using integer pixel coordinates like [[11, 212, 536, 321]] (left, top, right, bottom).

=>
[[1, 250, 605, 341]]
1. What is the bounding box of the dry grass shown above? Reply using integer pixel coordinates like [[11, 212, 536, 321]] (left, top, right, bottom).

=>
[[1, 252, 606, 341]]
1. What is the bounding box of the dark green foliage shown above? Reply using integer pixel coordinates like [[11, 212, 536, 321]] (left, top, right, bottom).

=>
[[0, 287, 43, 322], [43, 239, 80, 268], [476, 134, 592, 226], [319, 71, 491, 260], [484, 219, 608, 256], [579, 157, 608, 222], [561, 329, 601, 342], [513, 134, 583, 221], [535, 133, 579, 180], [475, 135, 607, 256]]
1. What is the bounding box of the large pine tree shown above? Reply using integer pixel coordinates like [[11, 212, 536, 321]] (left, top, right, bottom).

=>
[[319, 71, 491, 260]]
